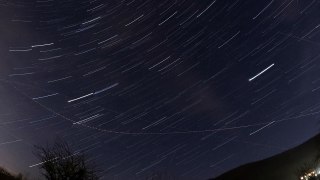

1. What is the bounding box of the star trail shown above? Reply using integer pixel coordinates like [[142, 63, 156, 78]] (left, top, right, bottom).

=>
[[1, 0, 320, 179]]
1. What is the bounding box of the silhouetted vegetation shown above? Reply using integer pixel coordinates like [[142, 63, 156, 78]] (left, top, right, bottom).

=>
[[296, 139, 320, 180], [0, 167, 27, 180], [34, 139, 99, 180], [296, 161, 319, 180]]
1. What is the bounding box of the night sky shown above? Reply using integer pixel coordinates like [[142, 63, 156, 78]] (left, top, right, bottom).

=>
[[0, 0, 320, 179]]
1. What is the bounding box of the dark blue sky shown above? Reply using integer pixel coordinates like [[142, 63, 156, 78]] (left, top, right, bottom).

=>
[[0, 0, 320, 179]]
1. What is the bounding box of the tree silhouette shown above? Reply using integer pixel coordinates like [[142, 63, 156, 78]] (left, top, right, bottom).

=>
[[296, 139, 320, 180], [34, 139, 99, 180]]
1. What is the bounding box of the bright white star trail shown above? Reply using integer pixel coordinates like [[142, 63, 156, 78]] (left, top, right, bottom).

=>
[[0, 0, 320, 179], [249, 63, 275, 82]]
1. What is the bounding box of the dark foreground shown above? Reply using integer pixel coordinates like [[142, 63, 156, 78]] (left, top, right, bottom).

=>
[[211, 134, 320, 180]]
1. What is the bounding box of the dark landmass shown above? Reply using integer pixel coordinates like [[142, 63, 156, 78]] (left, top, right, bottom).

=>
[[212, 134, 320, 180]]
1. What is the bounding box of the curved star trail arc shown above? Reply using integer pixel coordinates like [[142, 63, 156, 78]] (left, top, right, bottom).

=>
[[1, 0, 320, 179], [3, 78, 276, 135], [6, 77, 320, 137]]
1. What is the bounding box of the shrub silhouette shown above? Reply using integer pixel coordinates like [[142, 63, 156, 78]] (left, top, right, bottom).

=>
[[0, 167, 27, 180], [34, 139, 99, 180]]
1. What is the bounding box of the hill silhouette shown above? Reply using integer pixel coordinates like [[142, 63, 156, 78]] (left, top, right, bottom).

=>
[[212, 134, 320, 180]]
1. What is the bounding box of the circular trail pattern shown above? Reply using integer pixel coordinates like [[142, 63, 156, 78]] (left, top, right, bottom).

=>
[[1, 0, 320, 179]]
